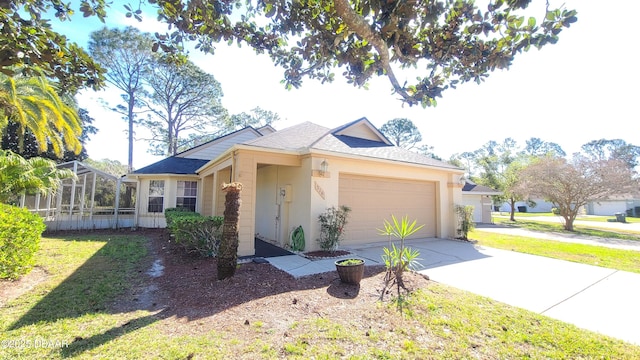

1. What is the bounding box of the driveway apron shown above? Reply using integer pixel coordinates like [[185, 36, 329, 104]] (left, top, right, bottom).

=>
[[413, 239, 640, 345]]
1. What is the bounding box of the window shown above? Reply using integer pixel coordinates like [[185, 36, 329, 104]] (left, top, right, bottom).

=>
[[148, 180, 165, 213], [176, 180, 197, 212]]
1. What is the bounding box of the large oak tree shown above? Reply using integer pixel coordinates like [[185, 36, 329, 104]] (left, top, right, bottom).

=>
[[151, 0, 577, 107], [0, 0, 106, 93]]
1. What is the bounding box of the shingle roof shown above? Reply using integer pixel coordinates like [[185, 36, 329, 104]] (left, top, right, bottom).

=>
[[244, 120, 460, 170], [243, 121, 329, 150], [133, 157, 209, 175], [135, 118, 464, 174], [462, 182, 502, 195]]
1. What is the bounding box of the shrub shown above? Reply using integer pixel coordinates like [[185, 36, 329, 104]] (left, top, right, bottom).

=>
[[552, 207, 561, 215], [165, 208, 223, 257], [164, 207, 198, 227], [455, 205, 475, 240], [317, 205, 351, 252], [0, 204, 46, 279]]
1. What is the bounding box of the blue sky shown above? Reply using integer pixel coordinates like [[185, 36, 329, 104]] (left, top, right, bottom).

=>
[[56, 0, 638, 169]]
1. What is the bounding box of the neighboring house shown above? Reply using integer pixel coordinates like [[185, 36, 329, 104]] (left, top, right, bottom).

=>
[[498, 199, 555, 213], [128, 118, 465, 256], [586, 194, 640, 216], [461, 181, 502, 223]]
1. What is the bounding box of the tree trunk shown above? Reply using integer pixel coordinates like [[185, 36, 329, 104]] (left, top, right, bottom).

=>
[[217, 182, 242, 280], [509, 198, 516, 221], [127, 91, 135, 173]]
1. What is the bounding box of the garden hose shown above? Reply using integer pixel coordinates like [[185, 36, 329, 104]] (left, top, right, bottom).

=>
[[291, 225, 305, 252]]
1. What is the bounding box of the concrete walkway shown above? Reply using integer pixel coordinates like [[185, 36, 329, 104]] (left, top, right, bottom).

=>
[[266, 237, 640, 345]]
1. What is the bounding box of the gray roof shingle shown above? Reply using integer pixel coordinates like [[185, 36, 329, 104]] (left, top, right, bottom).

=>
[[134, 118, 463, 174], [462, 182, 502, 194], [244, 120, 460, 170], [133, 157, 209, 175]]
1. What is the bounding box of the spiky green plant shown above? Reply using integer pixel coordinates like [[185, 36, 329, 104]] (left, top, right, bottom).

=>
[[378, 215, 424, 300]]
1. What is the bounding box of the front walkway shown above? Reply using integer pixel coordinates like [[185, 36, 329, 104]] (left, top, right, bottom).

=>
[[266, 238, 640, 345]]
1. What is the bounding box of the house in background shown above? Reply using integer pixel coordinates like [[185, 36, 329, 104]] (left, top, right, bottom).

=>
[[586, 193, 640, 216], [498, 199, 555, 213], [129, 118, 465, 256], [461, 181, 502, 223]]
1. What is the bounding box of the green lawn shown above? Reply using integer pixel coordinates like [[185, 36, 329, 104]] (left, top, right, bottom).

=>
[[1, 233, 639, 358], [470, 230, 640, 274], [493, 211, 640, 224], [491, 217, 640, 240]]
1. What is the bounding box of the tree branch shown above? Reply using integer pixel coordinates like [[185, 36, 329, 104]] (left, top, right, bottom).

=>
[[332, 0, 410, 100]]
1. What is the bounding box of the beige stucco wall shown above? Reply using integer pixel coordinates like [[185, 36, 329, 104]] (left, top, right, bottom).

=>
[[197, 147, 462, 256], [304, 154, 463, 250], [255, 162, 311, 247], [208, 149, 302, 256], [135, 175, 202, 228]]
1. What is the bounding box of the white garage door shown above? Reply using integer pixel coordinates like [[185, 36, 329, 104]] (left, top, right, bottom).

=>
[[338, 174, 436, 246]]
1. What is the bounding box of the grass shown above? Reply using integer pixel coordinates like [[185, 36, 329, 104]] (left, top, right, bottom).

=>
[[492, 217, 640, 240], [470, 230, 640, 274], [1, 233, 640, 358]]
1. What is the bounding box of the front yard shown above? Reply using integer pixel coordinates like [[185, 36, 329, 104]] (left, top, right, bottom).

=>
[[1, 230, 640, 359]]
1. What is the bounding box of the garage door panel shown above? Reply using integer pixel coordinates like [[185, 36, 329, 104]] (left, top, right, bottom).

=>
[[338, 174, 436, 246]]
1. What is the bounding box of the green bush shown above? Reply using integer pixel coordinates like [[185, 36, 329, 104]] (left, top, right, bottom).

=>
[[165, 208, 223, 257], [455, 204, 475, 240], [317, 205, 351, 252], [0, 204, 46, 279], [164, 207, 199, 227]]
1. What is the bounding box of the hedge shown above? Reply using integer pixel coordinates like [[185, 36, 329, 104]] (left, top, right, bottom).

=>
[[165, 208, 224, 257], [0, 204, 46, 280]]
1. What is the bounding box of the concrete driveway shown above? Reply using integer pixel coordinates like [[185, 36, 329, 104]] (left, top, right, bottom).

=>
[[269, 237, 640, 345], [346, 238, 640, 345]]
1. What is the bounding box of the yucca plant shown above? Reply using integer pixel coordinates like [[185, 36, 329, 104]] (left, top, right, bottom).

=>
[[378, 215, 424, 299]]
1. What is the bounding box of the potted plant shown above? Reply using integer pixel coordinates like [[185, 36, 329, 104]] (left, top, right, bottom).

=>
[[335, 258, 365, 284]]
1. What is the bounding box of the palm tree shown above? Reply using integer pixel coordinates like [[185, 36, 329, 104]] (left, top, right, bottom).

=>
[[0, 73, 82, 157], [0, 150, 75, 204]]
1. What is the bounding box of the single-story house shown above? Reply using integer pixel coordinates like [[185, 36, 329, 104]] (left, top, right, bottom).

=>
[[498, 199, 555, 213], [128, 118, 465, 256], [586, 194, 640, 216], [461, 181, 502, 223]]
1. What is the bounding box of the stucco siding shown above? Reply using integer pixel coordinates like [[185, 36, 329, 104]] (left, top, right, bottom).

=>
[[462, 195, 483, 223]]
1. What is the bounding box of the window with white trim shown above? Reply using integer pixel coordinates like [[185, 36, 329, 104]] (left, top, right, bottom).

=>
[[148, 180, 165, 213], [176, 180, 197, 212]]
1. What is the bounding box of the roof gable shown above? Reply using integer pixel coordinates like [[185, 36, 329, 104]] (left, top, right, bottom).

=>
[[242, 118, 460, 170], [331, 117, 392, 145], [176, 127, 264, 160]]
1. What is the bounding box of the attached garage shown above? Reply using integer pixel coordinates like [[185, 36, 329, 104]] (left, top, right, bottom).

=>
[[338, 173, 436, 245]]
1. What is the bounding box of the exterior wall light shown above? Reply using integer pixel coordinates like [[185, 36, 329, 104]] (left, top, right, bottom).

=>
[[320, 159, 329, 176]]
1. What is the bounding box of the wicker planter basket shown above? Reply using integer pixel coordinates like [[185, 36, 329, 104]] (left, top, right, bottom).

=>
[[335, 259, 365, 285]]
